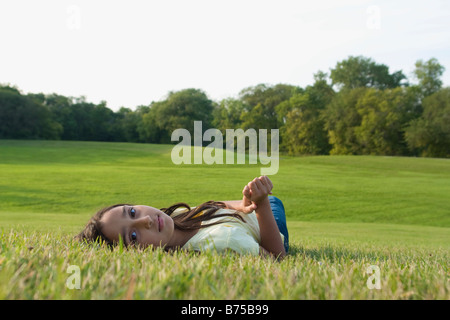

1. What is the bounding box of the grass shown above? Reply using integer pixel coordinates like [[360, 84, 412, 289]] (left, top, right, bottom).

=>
[[1, 225, 448, 300], [0, 139, 449, 299]]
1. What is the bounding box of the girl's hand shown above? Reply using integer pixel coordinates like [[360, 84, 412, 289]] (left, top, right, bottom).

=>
[[242, 176, 273, 207], [239, 193, 257, 213]]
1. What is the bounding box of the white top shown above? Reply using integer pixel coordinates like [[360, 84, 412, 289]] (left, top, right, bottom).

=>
[[180, 208, 284, 256]]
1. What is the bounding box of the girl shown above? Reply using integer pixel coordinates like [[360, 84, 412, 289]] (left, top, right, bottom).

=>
[[76, 176, 288, 258]]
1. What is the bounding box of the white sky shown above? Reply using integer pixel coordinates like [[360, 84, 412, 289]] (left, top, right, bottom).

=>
[[1, 0, 449, 111]]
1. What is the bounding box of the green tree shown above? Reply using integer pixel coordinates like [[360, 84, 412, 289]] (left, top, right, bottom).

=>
[[211, 98, 246, 147], [323, 88, 367, 155], [330, 56, 407, 90], [323, 86, 420, 156], [279, 71, 333, 155], [212, 98, 245, 131], [42, 94, 118, 141], [115, 106, 148, 143], [280, 93, 329, 155], [140, 89, 214, 144], [405, 88, 450, 158], [413, 58, 445, 98], [90, 102, 118, 141], [307, 71, 335, 109], [0, 86, 62, 139], [239, 84, 302, 130], [140, 102, 164, 143], [354, 87, 417, 155]]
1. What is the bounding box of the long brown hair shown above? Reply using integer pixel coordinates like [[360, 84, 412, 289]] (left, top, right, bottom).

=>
[[75, 201, 244, 247]]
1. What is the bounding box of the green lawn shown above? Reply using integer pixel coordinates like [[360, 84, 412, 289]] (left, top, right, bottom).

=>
[[0, 139, 449, 299]]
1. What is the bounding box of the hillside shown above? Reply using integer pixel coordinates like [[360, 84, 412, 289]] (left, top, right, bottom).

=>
[[0, 140, 449, 230]]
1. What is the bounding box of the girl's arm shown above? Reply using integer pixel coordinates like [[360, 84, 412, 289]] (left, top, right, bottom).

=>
[[253, 196, 286, 259], [244, 176, 286, 259], [219, 198, 256, 213]]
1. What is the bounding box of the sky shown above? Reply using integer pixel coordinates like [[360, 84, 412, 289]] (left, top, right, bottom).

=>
[[1, 0, 449, 111]]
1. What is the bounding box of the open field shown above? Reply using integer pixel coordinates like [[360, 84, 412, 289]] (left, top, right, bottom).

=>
[[0, 140, 449, 299]]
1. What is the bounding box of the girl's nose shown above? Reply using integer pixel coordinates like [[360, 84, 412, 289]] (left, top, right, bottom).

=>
[[135, 215, 152, 229]]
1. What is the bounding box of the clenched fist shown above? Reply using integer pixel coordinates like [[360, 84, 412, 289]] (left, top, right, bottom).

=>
[[242, 176, 273, 207]]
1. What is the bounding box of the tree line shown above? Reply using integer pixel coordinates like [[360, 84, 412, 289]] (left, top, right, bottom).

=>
[[0, 56, 448, 158]]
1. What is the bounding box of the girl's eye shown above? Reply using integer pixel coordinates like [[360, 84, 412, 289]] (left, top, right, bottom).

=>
[[130, 231, 137, 242], [130, 207, 136, 218]]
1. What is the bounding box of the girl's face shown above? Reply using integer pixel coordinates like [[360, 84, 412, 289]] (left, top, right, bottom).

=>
[[100, 205, 175, 248]]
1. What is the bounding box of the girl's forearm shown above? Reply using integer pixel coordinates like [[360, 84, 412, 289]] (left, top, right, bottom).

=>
[[255, 197, 286, 259], [219, 200, 242, 211]]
